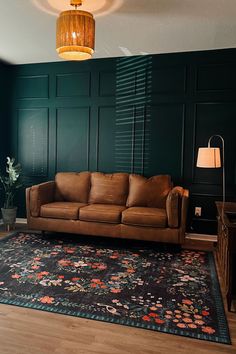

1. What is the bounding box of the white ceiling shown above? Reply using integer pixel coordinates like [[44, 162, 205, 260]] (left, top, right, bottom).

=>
[[0, 0, 236, 64]]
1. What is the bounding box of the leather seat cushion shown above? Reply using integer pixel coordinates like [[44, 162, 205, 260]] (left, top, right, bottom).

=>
[[54, 172, 91, 203], [89, 172, 129, 205], [122, 207, 167, 228], [127, 174, 172, 208], [40, 202, 87, 220], [79, 204, 127, 223]]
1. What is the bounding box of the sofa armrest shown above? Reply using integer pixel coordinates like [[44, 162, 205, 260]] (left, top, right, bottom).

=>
[[179, 188, 189, 243], [166, 186, 189, 232], [166, 186, 183, 228], [26, 181, 55, 217]]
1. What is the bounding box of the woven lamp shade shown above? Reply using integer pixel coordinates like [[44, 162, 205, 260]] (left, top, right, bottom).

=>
[[56, 10, 95, 61]]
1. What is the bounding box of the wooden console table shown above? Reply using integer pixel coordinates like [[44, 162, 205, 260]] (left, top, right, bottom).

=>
[[215, 201, 236, 311]]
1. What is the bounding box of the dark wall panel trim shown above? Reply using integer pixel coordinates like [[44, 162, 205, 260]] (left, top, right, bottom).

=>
[[16, 75, 49, 100]]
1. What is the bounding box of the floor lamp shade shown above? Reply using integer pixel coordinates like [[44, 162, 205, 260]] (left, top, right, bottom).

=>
[[56, 10, 95, 61], [196, 147, 221, 168]]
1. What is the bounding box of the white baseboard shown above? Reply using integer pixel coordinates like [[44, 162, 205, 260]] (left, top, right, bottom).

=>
[[16, 218, 27, 224], [185, 233, 217, 242], [0, 218, 27, 225]]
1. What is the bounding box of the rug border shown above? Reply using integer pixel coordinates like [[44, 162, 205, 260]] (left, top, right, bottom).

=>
[[207, 252, 231, 344], [0, 232, 231, 345]]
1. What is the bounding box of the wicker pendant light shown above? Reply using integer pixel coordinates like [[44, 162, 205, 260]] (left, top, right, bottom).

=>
[[56, 0, 95, 61]]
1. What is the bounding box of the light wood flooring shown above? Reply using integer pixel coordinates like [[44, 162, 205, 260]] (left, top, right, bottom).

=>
[[0, 224, 235, 354]]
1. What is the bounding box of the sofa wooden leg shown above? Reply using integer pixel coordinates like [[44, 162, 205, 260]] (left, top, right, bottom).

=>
[[41, 230, 45, 236]]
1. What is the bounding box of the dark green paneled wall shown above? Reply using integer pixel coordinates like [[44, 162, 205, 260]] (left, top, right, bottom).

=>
[[0, 62, 11, 208], [7, 49, 236, 234], [0, 62, 10, 166]]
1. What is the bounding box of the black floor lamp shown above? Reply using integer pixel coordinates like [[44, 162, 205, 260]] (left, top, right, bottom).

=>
[[196, 135, 225, 205]]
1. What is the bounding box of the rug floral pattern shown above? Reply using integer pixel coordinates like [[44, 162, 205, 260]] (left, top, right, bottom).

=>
[[0, 232, 230, 344]]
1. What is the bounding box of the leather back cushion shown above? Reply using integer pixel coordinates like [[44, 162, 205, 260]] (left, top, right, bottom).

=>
[[55, 172, 91, 203], [89, 172, 129, 205], [127, 174, 172, 208]]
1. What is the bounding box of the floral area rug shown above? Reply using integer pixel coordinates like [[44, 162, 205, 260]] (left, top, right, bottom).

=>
[[0, 232, 230, 344]]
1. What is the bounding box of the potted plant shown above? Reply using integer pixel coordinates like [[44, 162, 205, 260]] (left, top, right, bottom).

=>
[[0, 157, 22, 230]]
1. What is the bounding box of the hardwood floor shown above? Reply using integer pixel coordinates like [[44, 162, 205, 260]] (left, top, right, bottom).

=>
[[0, 225, 235, 354]]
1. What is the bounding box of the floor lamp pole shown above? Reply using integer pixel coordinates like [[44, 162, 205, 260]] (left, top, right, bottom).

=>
[[208, 134, 225, 205]]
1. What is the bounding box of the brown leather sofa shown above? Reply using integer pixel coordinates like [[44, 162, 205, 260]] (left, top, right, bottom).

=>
[[26, 172, 189, 244]]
